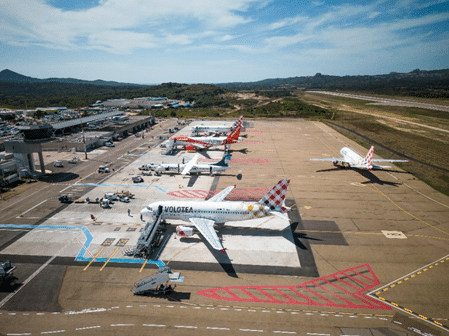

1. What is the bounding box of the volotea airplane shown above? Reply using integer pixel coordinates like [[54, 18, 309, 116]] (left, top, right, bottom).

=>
[[310, 146, 408, 170], [151, 153, 232, 176], [170, 123, 242, 151], [140, 179, 291, 253], [191, 116, 243, 136]]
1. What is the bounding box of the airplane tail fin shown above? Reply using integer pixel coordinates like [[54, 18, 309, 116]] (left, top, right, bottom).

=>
[[363, 146, 374, 169], [233, 115, 244, 129], [226, 124, 242, 143], [212, 154, 232, 167], [258, 179, 291, 213]]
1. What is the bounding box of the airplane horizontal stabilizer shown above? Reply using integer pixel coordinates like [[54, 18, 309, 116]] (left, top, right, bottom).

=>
[[310, 158, 345, 162], [269, 211, 290, 221]]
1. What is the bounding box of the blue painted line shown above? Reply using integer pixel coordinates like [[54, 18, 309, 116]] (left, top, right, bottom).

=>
[[151, 185, 168, 193], [0, 224, 165, 267]]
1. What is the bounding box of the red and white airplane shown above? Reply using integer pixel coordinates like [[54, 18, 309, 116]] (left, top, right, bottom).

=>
[[191, 116, 244, 136], [310, 146, 408, 170], [140, 179, 291, 252], [169, 124, 243, 151]]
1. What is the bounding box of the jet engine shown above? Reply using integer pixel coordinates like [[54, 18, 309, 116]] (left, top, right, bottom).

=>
[[176, 225, 194, 237]]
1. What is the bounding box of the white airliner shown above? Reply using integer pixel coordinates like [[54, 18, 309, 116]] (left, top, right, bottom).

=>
[[310, 146, 408, 170], [152, 153, 232, 176], [191, 116, 243, 135], [140, 179, 291, 252], [170, 124, 242, 151]]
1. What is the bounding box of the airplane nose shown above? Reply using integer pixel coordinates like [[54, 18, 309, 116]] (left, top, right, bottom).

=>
[[140, 209, 153, 217]]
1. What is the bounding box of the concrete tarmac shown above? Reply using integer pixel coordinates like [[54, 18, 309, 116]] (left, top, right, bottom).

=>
[[0, 119, 448, 335]]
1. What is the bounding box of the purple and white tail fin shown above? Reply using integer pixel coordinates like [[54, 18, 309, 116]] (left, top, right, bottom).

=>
[[258, 179, 291, 213]]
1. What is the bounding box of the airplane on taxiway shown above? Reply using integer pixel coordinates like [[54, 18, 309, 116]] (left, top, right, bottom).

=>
[[191, 116, 243, 136], [151, 153, 232, 176], [310, 146, 408, 170], [140, 179, 291, 252], [169, 124, 242, 151]]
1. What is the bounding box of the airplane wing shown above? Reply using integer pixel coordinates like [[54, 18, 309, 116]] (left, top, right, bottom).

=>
[[371, 159, 409, 162], [188, 218, 225, 252], [181, 154, 199, 175], [207, 185, 235, 202], [310, 158, 345, 162]]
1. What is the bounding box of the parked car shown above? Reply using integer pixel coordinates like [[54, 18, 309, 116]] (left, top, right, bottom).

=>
[[104, 142, 115, 147], [98, 166, 110, 173], [54, 160, 64, 167], [132, 176, 144, 183], [68, 157, 79, 164]]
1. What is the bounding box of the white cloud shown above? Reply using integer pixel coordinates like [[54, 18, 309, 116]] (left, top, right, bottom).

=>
[[0, 0, 259, 53]]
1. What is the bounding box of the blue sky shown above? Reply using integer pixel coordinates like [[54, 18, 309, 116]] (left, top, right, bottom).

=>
[[1, 0, 448, 84]]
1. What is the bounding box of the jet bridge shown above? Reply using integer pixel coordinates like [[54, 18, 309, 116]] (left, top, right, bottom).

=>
[[124, 205, 164, 257]]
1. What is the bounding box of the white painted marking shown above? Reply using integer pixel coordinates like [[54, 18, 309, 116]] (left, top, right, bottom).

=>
[[207, 307, 215, 310], [75, 326, 100, 331], [220, 308, 228, 310], [379, 318, 388, 321], [234, 309, 241, 311], [174, 325, 197, 329], [364, 316, 373, 319], [207, 327, 230, 330], [59, 185, 72, 193], [262, 310, 271, 313], [52, 312, 60, 314], [305, 313, 314, 315], [180, 306, 187, 308], [8, 313, 16, 315], [349, 316, 357, 318], [193, 306, 201, 309], [276, 311, 284, 313], [381, 230, 407, 239], [143, 324, 166, 327], [126, 305, 133, 308], [290, 312, 299, 314], [153, 305, 160, 307], [111, 324, 134, 327], [240, 329, 264, 332], [41, 330, 65, 334], [16, 199, 47, 218], [7, 334, 31, 336], [248, 310, 256, 312], [273, 332, 297, 334], [335, 315, 343, 317], [166, 305, 174, 308], [36, 313, 45, 315], [139, 305, 146, 307]]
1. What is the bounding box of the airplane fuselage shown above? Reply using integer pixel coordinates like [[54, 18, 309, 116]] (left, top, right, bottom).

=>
[[171, 136, 241, 148], [155, 163, 229, 174], [340, 147, 366, 167], [191, 125, 232, 133], [143, 201, 271, 223]]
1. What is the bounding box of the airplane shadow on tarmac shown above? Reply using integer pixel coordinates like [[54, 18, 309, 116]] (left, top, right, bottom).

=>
[[38, 172, 80, 183], [315, 167, 404, 186], [227, 147, 248, 154]]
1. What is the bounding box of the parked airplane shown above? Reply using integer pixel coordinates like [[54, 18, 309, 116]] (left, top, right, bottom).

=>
[[140, 179, 291, 252], [169, 124, 242, 151], [151, 153, 232, 176], [191, 116, 243, 135], [310, 146, 408, 170]]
